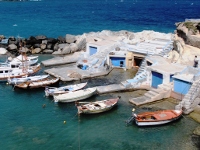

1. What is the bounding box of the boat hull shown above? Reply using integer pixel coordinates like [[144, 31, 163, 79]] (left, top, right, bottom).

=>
[[45, 82, 87, 97], [134, 110, 182, 126], [8, 75, 49, 85], [15, 78, 59, 89], [135, 116, 182, 126], [53, 88, 96, 103], [0, 64, 41, 82], [77, 98, 119, 114]]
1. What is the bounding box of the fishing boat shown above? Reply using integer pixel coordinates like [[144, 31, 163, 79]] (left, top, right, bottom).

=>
[[14, 77, 59, 89], [8, 54, 38, 66], [76, 97, 119, 114], [53, 87, 97, 103], [0, 63, 41, 82], [8, 74, 49, 85], [130, 109, 182, 126], [44, 82, 87, 97]]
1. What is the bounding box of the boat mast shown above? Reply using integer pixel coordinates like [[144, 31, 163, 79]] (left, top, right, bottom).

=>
[[19, 41, 28, 74]]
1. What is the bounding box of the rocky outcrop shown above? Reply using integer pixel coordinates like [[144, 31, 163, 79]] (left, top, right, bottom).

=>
[[0, 34, 85, 55], [175, 21, 200, 48]]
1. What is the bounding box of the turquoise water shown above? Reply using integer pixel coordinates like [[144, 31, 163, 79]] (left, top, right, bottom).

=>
[[0, 55, 199, 150]]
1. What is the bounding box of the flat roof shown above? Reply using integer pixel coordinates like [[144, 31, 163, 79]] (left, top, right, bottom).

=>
[[147, 62, 186, 74], [173, 73, 194, 83]]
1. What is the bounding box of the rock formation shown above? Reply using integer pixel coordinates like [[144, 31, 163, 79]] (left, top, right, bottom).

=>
[[175, 20, 200, 48]]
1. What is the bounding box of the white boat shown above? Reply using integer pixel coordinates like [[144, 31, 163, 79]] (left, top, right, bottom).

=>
[[130, 109, 182, 126], [45, 82, 87, 97], [0, 63, 41, 82], [8, 74, 49, 85], [14, 77, 59, 89], [53, 87, 97, 103], [76, 97, 119, 114], [8, 54, 38, 66]]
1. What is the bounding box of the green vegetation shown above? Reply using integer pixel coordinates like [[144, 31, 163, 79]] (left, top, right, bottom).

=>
[[184, 22, 198, 33]]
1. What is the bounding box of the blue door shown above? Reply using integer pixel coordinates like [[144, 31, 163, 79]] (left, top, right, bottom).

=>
[[173, 79, 191, 95], [152, 71, 163, 88], [89, 46, 97, 56], [110, 57, 125, 67]]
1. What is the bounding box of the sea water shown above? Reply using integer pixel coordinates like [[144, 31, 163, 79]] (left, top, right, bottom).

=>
[[0, 0, 200, 38], [0, 0, 200, 149], [0, 55, 199, 150]]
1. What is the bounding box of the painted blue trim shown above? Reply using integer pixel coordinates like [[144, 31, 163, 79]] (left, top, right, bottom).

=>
[[152, 71, 163, 88]]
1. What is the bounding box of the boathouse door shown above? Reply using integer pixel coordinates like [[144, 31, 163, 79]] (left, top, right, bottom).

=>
[[89, 46, 97, 56], [152, 71, 163, 88], [173, 79, 192, 95], [110, 57, 125, 67]]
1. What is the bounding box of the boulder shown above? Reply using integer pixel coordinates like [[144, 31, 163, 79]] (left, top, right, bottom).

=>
[[42, 40, 48, 44], [43, 49, 54, 54], [76, 36, 86, 50], [53, 45, 71, 55], [47, 38, 58, 44], [58, 36, 66, 43], [21, 47, 30, 53], [46, 43, 53, 49], [66, 34, 76, 44], [62, 46, 71, 54], [35, 35, 47, 40], [26, 36, 39, 45], [53, 43, 59, 51], [32, 48, 42, 54], [33, 44, 41, 48], [40, 43, 46, 50], [8, 44, 17, 51], [70, 43, 78, 53], [0, 47, 7, 54]]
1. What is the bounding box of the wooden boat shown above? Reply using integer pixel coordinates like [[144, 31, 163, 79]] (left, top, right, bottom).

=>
[[0, 63, 41, 82], [44, 82, 87, 97], [53, 87, 97, 103], [8, 74, 49, 85], [132, 109, 182, 126], [14, 77, 59, 89], [76, 97, 119, 114]]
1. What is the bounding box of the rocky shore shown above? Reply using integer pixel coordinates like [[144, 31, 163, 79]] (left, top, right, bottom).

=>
[[175, 19, 200, 49], [0, 30, 173, 56], [0, 34, 86, 56]]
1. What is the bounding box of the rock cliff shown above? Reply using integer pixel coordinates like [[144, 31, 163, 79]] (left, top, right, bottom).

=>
[[175, 20, 200, 49]]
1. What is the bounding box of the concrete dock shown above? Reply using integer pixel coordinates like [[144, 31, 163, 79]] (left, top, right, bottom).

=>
[[41, 52, 82, 67], [44, 65, 113, 82]]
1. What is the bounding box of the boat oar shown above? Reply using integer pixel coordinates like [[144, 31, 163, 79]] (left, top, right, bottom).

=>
[[125, 108, 136, 126]]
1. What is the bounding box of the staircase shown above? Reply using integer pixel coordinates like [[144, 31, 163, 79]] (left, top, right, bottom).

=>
[[157, 41, 173, 56], [175, 79, 200, 114], [121, 56, 148, 87], [129, 83, 173, 106]]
